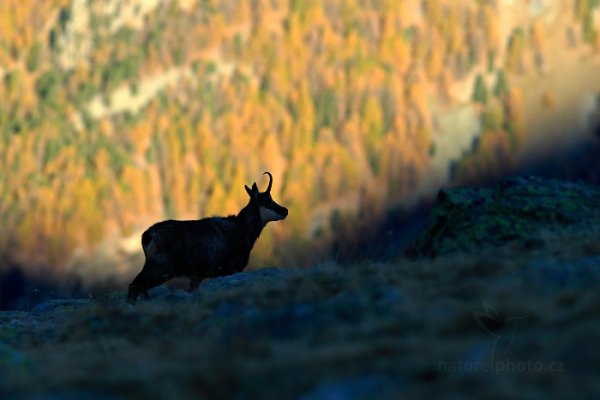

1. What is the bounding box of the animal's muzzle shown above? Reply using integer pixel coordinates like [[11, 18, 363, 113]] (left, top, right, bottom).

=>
[[280, 207, 288, 219], [275, 204, 288, 219]]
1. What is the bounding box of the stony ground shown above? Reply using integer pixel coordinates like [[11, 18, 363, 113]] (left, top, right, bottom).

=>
[[1, 177, 599, 399]]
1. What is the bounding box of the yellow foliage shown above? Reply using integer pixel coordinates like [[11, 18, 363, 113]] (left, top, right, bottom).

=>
[[530, 22, 545, 53], [72, 178, 105, 245], [507, 87, 526, 147], [0, 0, 585, 271], [131, 120, 153, 158], [203, 182, 227, 217]]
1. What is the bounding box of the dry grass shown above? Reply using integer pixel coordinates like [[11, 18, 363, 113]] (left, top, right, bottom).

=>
[[1, 233, 599, 399]]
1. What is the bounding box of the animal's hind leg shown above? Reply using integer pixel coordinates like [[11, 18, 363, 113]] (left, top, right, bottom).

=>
[[127, 258, 173, 304]]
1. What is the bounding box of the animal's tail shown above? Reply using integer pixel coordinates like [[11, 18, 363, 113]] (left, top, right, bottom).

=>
[[141, 230, 159, 256]]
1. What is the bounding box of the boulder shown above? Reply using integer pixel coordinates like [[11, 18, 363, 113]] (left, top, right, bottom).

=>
[[407, 176, 600, 257]]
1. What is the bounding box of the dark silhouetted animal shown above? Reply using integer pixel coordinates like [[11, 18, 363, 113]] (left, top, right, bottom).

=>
[[127, 172, 288, 304]]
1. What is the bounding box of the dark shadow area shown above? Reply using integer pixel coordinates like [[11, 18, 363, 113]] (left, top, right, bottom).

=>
[[0, 259, 87, 311], [330, 202, 433, 264], [343, 120, 600, 264], [516, 96, 600, 184], [518, 133, 600, 185]]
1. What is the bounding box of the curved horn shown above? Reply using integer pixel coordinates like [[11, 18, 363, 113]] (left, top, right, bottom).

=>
[[263, 171, 273, 193]]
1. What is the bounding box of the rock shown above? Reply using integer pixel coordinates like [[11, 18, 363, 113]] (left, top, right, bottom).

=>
[[198, 267, 297, 295], [407, 176, 600, 257], [117, 268, 298, 304], [31, 299, 91, 313], [145, 286, 193, 302]]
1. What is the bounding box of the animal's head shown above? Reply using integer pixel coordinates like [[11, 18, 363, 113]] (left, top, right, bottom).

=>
[[245, 172, 288, 224]]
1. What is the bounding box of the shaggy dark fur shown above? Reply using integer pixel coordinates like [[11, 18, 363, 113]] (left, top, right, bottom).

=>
[[127, 172, 287, 304]]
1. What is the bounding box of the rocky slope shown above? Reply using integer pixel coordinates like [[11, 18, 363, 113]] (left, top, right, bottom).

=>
[[408, 175, 600, 257], [1, 176, 599, 399]]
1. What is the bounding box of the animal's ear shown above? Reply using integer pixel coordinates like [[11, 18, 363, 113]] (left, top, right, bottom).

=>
[[245, 183, 259, 199]]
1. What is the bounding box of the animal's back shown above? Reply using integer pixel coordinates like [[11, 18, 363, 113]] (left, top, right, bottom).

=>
[[142, 217, 235, 276]]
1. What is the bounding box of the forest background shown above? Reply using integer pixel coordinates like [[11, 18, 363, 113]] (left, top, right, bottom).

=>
[[1, 0, 599, 288]]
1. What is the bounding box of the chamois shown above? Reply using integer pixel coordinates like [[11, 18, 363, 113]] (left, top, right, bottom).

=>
[[127, 172, 288, 304]]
